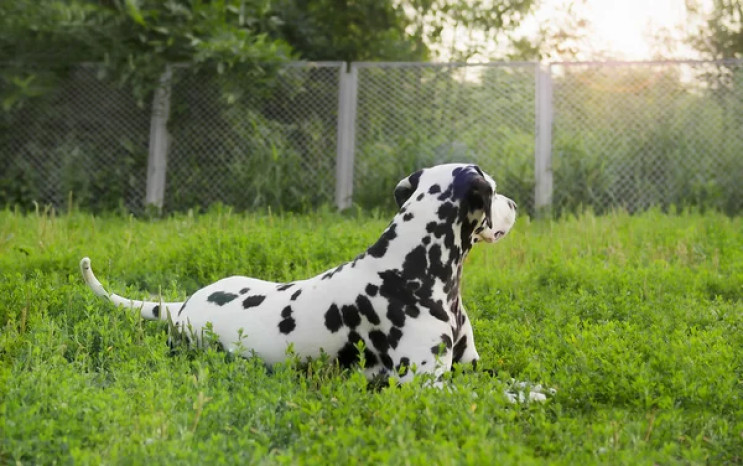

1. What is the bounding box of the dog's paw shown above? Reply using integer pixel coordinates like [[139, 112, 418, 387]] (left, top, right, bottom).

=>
[[504, 379, 556, 403]]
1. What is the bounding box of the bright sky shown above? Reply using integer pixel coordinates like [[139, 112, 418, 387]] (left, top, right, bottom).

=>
[[518, 0, 705, 60], [439, 0, 709, 61]]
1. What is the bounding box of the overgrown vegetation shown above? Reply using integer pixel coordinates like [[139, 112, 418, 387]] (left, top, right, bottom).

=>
[[1, 208, 741, 463], [3, 60, 741, 216]]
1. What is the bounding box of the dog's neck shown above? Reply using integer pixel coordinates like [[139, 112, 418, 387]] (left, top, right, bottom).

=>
[[363, 206, 473, 315]]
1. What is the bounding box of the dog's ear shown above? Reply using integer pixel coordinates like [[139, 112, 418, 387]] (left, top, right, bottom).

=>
[[394, 169, 422, 208], [466, 171, 494, 227]]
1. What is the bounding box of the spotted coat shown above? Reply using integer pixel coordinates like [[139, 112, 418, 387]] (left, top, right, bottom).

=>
[[80, 164, 518, 382]]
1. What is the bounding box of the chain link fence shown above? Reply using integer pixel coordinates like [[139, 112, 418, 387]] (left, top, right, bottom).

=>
[[166, 63, 341, 211], [352, 63, 536, 211], [551, 60, 743, 216], [1, 60, 742, 216], [0, 65, 150, 212]]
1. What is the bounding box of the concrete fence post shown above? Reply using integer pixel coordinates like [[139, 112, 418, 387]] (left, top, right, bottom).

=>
[[534, 63, 554, 217], [335, 63, 358, 210], [145, 66, 172, 212]]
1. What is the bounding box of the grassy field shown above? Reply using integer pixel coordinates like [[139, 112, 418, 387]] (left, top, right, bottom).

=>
[[1, 206, 742, 464]]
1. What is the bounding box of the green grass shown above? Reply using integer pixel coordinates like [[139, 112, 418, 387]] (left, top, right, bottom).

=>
[[1, 206, 742, 464]]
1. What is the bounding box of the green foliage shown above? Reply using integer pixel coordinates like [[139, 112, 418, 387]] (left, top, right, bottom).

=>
[[164, 65, 340, 212], [0, 0, 539, 109], [0, 66, 150, 213], [687, 0, 743, 59], [1, 209, 742, 463], [0, 0, 293, 106], [271, 0, 428, 61], [404, 0, 536, 61], [552, 64, 743, 216]]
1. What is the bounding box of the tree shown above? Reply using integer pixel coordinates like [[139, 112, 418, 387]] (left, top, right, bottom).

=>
[[0, 0, 293, 107], [687, 0, 743, 58], [404, 0, 537, 62], [506, 0, 590, 61], [270, 0, 428, 61]]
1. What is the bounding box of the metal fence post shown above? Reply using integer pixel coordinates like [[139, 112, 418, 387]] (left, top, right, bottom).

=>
[[146, 66, 172, 212], [534, 63, 554, 217], [335, 63, 358, 210]]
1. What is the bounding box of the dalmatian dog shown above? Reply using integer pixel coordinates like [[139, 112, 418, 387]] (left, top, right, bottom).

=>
[[81, 163, 548, 401]]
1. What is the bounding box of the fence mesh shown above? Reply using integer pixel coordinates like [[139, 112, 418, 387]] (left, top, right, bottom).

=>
[[0, 66, 149, 212], [166, 63, 341, 211], [1, 60, 742, 216], [353, 63, 536, 210], [551, 61, 743, 215]]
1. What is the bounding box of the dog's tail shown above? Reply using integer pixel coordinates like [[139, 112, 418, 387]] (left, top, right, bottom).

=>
[[79, 257, 184, 321]]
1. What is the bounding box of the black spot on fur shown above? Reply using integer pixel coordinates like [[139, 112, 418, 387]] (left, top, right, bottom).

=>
[[387, 327, 403, 349], [177, 296, 191, 317], [404, 305, 420, 318], [337, 331, 378, 369], [452, 335, 468, 363], [422, 236, 431, 245], [431, 334, 452, 356], [402, 246, 428, 281], [239, 288, 250, 295], [356, 294, 380, 325], [368, 224, 397, 258], [429, 300, 449, 322], [386, 301, 406, 327], [365, 284, 378, 297], [324, 304, 343, 333], [403, 213, 414, 221], [437, 202, 458, 223], [409, 170, 422, 187], [290, 289, 302, 301], [416, 193, 424, 201], [378, 270, 414, 305], [278, 306, 296, 334], [429, 184, 441, 194], [396, 357, 410, 377], [341, 305, 361, 329], [321, 263, 347, 281], [394, 170, 422, 207], [437, 184, 454, 201], [364, 348, 379, 367], [208, 291, 239, 306], [368, 330, 389, 353], [242, 295, 266, 309], [277, 283, 294, 291], [426, 221, 450, 240], [428, 244, 449, 281], [152, 305, 160, 318], [381, 354, 394, 370], [278, 319, 296, 334]]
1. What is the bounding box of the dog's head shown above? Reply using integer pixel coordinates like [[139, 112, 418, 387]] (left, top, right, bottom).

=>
[[393, 164, 517, 248]]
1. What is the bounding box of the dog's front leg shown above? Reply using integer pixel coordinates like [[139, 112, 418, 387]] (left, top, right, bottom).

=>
[[452, 304, 480, 365]]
